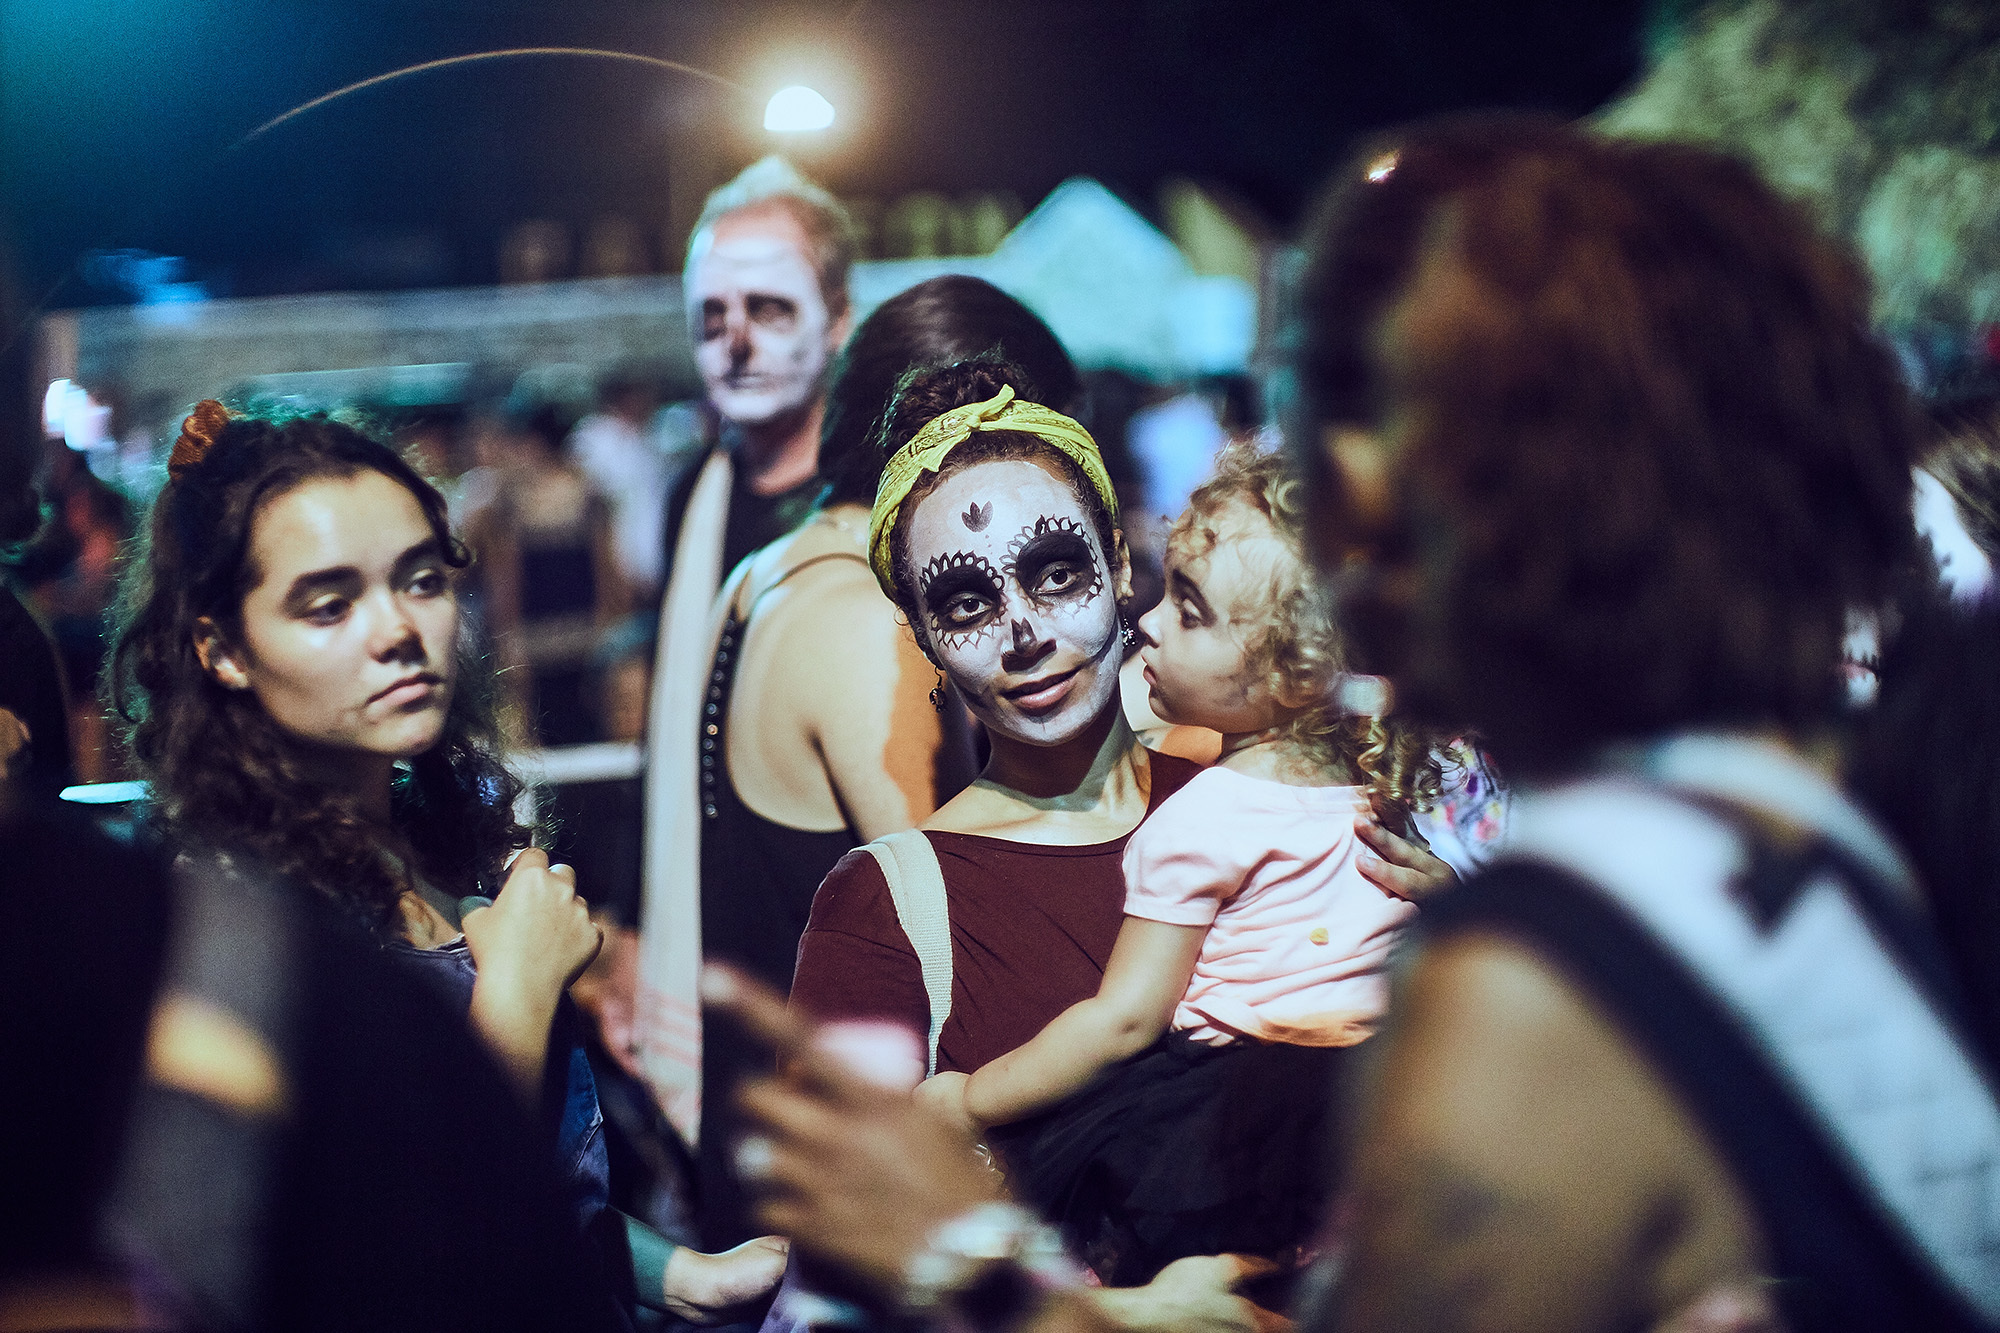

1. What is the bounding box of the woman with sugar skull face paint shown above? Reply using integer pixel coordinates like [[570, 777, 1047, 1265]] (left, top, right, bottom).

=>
[[906, 462, 1123, 748], [790, 356, 1205, 1081], [765, 357, 1452, 1318]]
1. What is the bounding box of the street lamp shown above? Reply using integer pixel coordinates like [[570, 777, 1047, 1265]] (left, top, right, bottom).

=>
[[763, 85, 834, 133]]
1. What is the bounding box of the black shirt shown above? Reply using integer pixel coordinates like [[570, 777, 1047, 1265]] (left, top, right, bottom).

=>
[[658, 444, 820, 598]]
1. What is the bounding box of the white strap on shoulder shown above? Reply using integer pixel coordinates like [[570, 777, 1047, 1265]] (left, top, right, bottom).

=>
[[864, 829, 953, 1076], [1505, 779, 2000, 1318]]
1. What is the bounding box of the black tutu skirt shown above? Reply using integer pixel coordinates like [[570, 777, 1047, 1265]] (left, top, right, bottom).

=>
[[987, 1030, 1351, 1287]]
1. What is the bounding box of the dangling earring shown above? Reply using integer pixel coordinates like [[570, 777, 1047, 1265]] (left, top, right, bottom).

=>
[[929, 669, 948, 712], [1120, 615, 1138, 650]]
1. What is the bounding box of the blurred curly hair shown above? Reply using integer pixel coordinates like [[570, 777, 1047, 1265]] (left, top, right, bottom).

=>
[[108, 411, 526, 930], [1170, 444, 1440, 814], [1292, 114, 1917, 772]]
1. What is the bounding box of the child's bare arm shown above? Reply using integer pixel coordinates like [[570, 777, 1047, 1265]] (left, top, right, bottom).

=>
[[963, 918, 1206, 1127]]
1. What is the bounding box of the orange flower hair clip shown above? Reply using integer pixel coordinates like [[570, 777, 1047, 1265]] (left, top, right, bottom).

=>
[[168, 399, 231, 479]]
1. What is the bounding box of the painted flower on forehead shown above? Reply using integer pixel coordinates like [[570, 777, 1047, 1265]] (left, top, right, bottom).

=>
[[867, 385, 1119, 598]]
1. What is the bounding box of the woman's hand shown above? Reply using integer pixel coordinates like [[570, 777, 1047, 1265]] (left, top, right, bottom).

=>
[[1354, 812, 1457, 904], [463, 848, 603, 996], [705, 964, 1003, 1294], [662, 1235, 791, 1324], [915, 1070, 979, 1138], [462, 848, 602, 1099]]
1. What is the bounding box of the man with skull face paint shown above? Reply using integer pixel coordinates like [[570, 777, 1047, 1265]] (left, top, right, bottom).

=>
[[666, 155, 855, 568], [636, 159, 856, 1190]]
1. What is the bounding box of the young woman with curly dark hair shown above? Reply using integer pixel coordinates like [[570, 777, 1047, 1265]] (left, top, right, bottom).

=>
[[109, 402, 785, 1320], [111, 405, 528, 932]]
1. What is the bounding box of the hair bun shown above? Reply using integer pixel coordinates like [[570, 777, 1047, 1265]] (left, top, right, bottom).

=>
[[168, 399, 231, 479]]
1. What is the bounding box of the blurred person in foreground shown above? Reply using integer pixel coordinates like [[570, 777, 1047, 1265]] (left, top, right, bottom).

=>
[[639, 155, 856, 1156], [1288, 117, 1993, 1331], [108, 402, 785, 1326], [702, 116, 2000, 1333], [0, 251, 166, 1332], [1, 762, 174, 1333], [677, 275, 1067, 1249]]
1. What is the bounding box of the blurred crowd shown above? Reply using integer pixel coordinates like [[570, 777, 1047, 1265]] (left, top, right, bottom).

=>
[[17, 344, 1263, 776], [6, 116, 2000, 1333]]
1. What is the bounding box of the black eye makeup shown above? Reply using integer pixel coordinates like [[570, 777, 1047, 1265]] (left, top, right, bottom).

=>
[[1006, 515, 1105, 608], [746, 293, 799, 329], [919, 550, 1006, 647]]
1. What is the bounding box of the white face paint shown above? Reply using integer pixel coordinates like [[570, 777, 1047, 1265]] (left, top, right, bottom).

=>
[[904, 459, 1122, 747], [1914, 468, 1995, 602], [685, 208, 839, 427]]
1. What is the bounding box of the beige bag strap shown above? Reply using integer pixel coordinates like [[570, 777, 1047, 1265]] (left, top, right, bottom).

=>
[[864, 829, 953, 1076]]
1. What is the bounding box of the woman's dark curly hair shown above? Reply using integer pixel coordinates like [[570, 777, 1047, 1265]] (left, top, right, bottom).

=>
[[108, 409, 526, 929], [820, 275, 1078, 509], [1290, 115, 1918, 774], [878, 353, 1119, 662]]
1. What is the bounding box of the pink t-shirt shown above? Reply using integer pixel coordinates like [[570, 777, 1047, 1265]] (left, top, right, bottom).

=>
[[1123, 766, 1416, 1047]]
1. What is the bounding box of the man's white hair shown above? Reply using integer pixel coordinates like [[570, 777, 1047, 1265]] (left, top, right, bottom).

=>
[[686, 156, 857, 315]]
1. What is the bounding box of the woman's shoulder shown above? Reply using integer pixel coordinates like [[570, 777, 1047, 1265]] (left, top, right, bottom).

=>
[[808, 844, 897, 927], [821, 842, 891, 889], [741, 513, 872, 605]]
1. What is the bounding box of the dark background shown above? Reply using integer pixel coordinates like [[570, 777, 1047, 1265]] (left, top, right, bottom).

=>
[[1, 0, 1653, 303]]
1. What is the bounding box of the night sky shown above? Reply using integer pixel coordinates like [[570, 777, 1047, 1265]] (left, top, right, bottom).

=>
[[1, 0, 1652, 303]]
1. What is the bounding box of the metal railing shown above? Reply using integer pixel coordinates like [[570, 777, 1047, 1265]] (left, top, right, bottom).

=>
[[58, 741, 644, 807]]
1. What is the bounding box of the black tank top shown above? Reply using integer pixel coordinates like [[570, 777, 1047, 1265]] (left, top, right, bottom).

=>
[[695, 553, 870, 990], [694, 552, 869, 1247]]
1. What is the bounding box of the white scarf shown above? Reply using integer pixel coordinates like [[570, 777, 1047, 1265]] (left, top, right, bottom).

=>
[[636, 448, 735, 1145]]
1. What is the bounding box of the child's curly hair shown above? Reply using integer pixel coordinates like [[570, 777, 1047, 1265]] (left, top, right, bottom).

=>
[[1168, 443, 1442, 814]]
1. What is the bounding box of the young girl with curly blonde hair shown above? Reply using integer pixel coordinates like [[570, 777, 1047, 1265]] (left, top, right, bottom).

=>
[[920, 442, 1442, 1284]]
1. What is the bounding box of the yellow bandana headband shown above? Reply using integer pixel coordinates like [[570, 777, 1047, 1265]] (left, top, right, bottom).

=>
[[868, 385, 1119, 595]]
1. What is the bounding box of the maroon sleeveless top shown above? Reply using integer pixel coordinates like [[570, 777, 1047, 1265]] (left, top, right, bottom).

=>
[[790, 750, 1202, 1075]]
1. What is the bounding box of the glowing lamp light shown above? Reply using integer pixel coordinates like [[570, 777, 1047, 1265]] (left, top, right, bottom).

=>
[[764, 85, 835, 133]]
